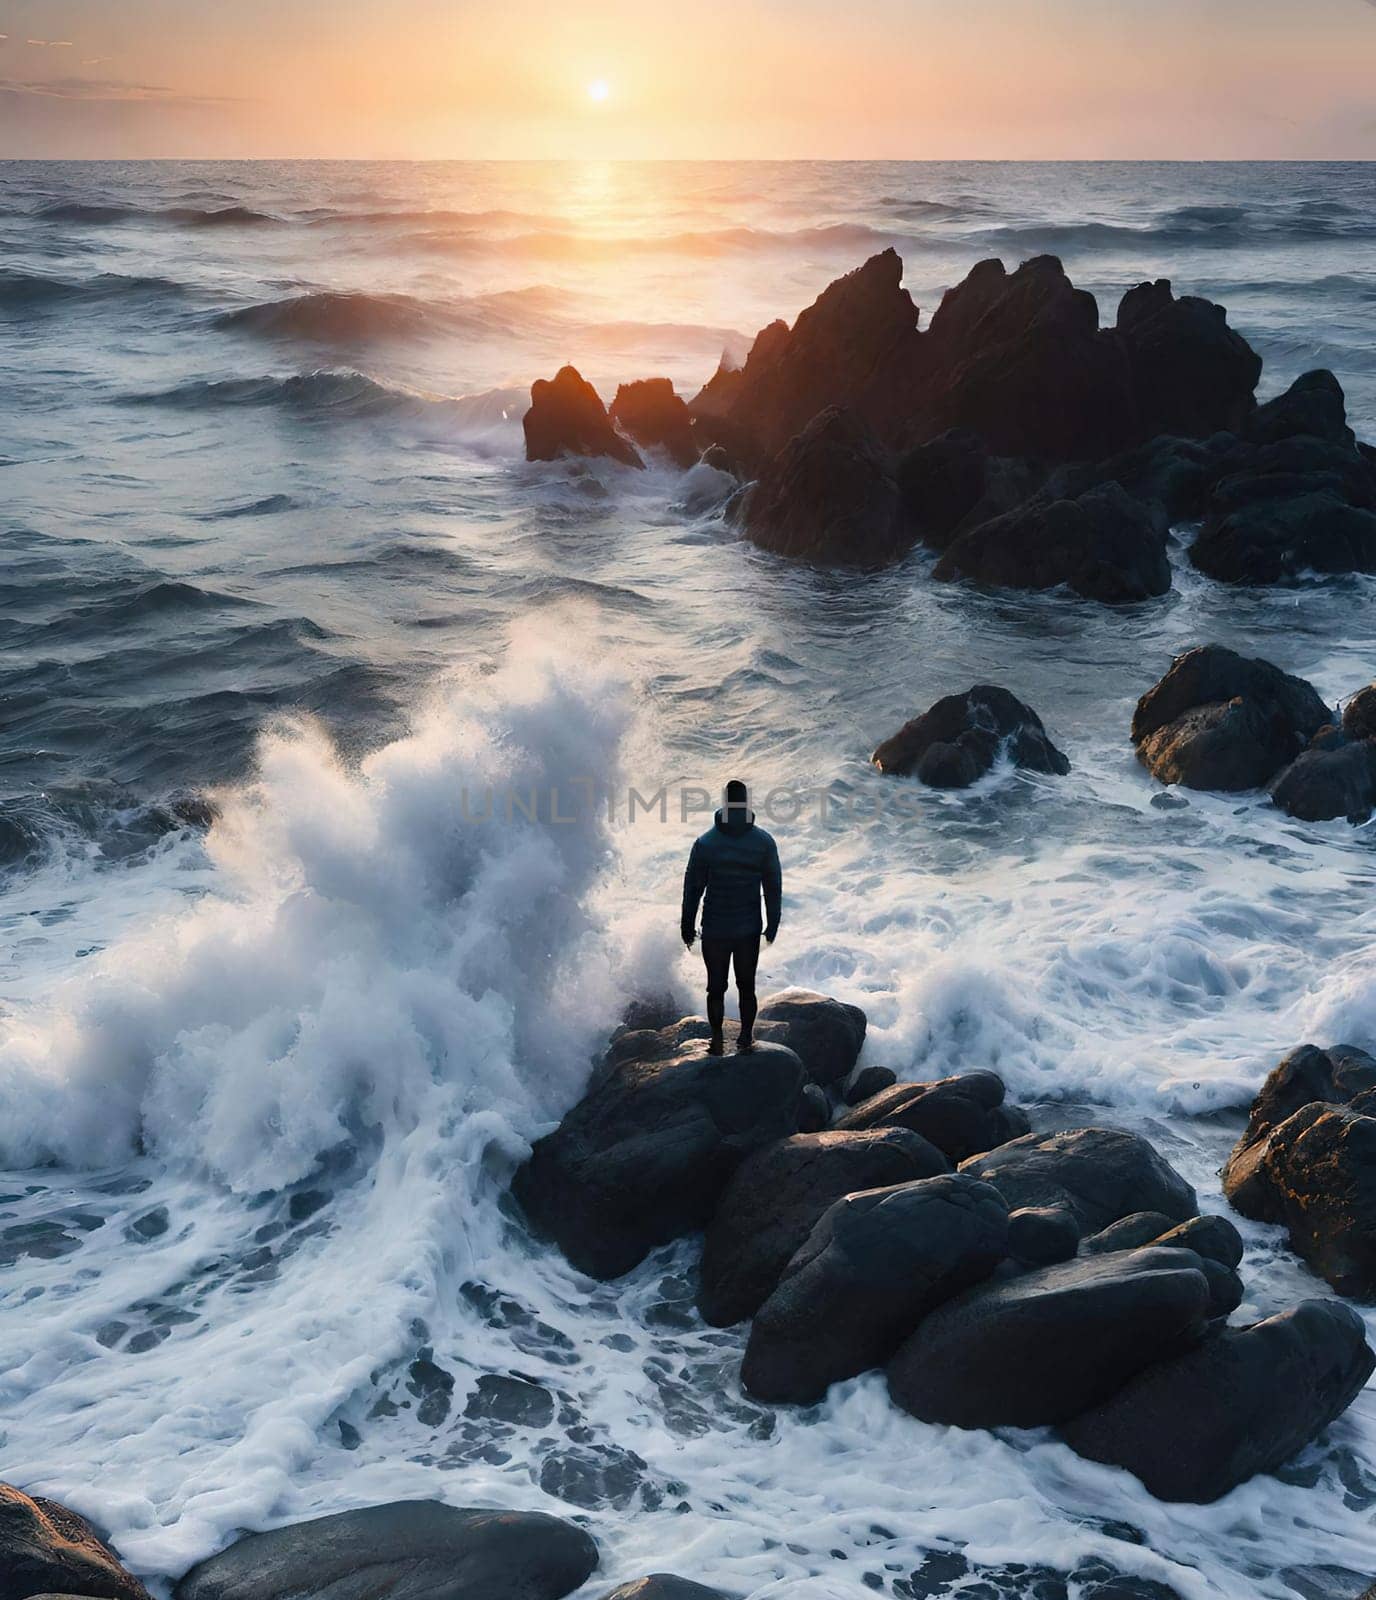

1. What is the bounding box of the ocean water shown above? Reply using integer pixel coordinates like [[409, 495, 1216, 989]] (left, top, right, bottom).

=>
[[3, 160, 1376, 1599]]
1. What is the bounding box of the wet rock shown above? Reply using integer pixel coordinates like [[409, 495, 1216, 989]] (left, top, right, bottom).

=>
[[1115, 278, 1261, 441], [872, 686, 1069, 788], [601, 1580, 729, 1600], [835, 1070, 1029, 1163], [538, 1444, 654, 1511], [512, 1036, 805, 1278], [933, 482, 1170, 604], [1271, 734, 1376, 823], [1245, 368, 1355, 450], [0, 1485, 149, 1600], [609, 379, 698, 468], [960, 1126, 1198, 1236], [1223, 1043, 1376, 1296], [1191, 490, 1376, 586], [753, 989, 867, 1086], [844, 1065, 898, 1107], [463, 1374, 556, 1428], [1132, 645, 1330, 793], [690, 250, 924, 465], [524, 365, 643, 469], [743, 1174, 1010, 1404], [174, 1503, 598, 1600], [742, 407, 903, 566], [1061, 1300, 1375, 1502], [1007, 1205, 1081, 1266], [698, 1127, 949, 1327], [1152, 1213, 1244, 1270], [1342, 683, 1376, 741], [886, 1246, 1219, 1429], [796, 1083, 829, 1133]]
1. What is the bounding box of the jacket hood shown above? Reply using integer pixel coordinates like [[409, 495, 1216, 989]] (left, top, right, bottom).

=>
[[714, 806, 755, 836]]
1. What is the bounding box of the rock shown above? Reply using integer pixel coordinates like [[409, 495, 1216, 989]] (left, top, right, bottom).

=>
[[753, 989, 867, 1086], [1131, 645, 1331, 792], [917, 256, 1137, 463], [512, 1036, 805, 1278], [1060, 1300, 1375, 1503], [609, 379, 698, 468], [698, 1126, 949, 1326], [959, 1126, 1198, 1235], [174, 1503, 598, 1600], [742, 407, 904, 566], [1223, 1043, 1376, 1296], [1007, 1205, 1081, 1265], [1045, 431, 1236, 527], [932, 481, 1170, 604], [1271, 734, 1376, 823], [835, 1070, 1028, 1163], [1342, 684, 1376, 741], [1080, 1211, 1179, 1255], [895, 429, 997, 549], [871, 686, 1069, 788], [524, 366, 643, 468], [1153, 1213, 1244, 1270], [1245, 369, 1355, 450], [1191, 491, 1376, 586], [796, 1083, 829, 1133], [844, 1064, 898, 1106], [1115, 279, 1261, 441], [0, 1486, 149, 1600], [601, 1580, 728, 1600], [886, 1246, 1218, 1429], [742, 1174, 1009, 1404], [690, 250, 924, 465]]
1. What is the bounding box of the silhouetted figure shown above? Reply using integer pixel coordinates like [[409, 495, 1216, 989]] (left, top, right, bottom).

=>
[[680, 780, 782, 1054]]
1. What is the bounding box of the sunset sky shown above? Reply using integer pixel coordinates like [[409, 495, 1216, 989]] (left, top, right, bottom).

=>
[[2, 0, 1376, 160]]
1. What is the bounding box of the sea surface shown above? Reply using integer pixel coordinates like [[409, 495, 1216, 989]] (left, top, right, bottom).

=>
[[3, 160, 1376, 1600]]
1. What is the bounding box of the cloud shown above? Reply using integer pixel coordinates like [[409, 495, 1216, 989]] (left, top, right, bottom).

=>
[[0, 75, 232, 104], [27, 39, 75, 47]]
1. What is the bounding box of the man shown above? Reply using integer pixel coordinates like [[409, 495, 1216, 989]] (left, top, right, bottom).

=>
[[680, 780, 782, 1054]]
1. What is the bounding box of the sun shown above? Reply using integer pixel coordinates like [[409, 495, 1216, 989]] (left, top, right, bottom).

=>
[[586, 78, 610, 103]]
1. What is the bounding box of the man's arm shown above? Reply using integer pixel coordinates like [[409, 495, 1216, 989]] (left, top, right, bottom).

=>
[[681, 840, 705, 945], [763, 835, 782, 942]]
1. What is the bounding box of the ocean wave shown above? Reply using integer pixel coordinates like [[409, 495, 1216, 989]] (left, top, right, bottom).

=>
[[403, 219, 916, 261], [980, 198, 1376, 256], [0, 267, 189, 311], [213, 283, 552, 343], [30, 200, 282, 227]]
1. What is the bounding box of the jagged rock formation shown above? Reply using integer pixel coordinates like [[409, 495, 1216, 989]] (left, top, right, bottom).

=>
[[871, 686, 1069, 788], [524, 365, 643, 468]]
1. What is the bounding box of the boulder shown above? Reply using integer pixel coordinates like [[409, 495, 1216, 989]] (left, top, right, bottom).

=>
[[871, 685, 1069, 788], [609, 379, 698, 468], [742, 407, 904, 566], [752, 989, 867, 1086], [1271, 733, 1376, 823], [1044, 431, 1236, 526], [1007, 1205, 1081, 1266], [1191, 491, 1376, 586], [797, 1083, 830, 1133], [1223, 1043, 1376, 1296], [690, 250, 924, 465], [895, 431, 1044, 552], [1115, 279, 1261, 441], [1342, 683, 1376, 741], [512, 1036, 805, 1278], [917, 256, 1137, 462], [959, 1126, 1198, 1235], [601, 1581, 728, 1600], [932, 481, 1170, 604], [886, 1246, 1222, 1429], [1131, 645, 1330, 792], [524, 366, 643, 468], [742, 1174, 1009, 1404], [0, 1487, 149, 1600], [835, 1070, 1029, 1163], [174, 1503, 598, 1600], [1245, 369, 1355, 450], [1080, 1211, 1179, 1256], [844, 1064, 898, 1106], [698, 1126, 949, 1327], [1060, 1300, 1375, 1502]]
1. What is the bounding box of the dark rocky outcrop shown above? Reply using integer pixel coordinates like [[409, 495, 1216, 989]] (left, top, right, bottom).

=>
[[1007, 1205, 1081, 1266], [932, 481, 1169, 604], [601, 1580, 729, 1600], [1115, 279, 1261, 442], [524, 366, 643, 469], [752, 989, 867, 1086], [886, 1246, 1224, 1429], [1270, 730, 1376, 823], [690, 250, 924, 466], [1060, 1300, 1375, 1503], [174, 1503, 598, 1600], [513, 1034, 805, 1278], [959, 1126, 1198, 1236], [1223, 1043, 1376, 1296], [871, 685, 1069, 788], [1131, 645, 1331, 792], [844, 1064, 897, 1106], [741, 408, 903, 565], [1343, 683, 1376, 741], [609, 380, 698, 468], [698, 1127, 948, 1327], [835, 1070, 1030, 1164], [0, 1486, 149, 1600], [742, 1174, 1009, 1404]]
